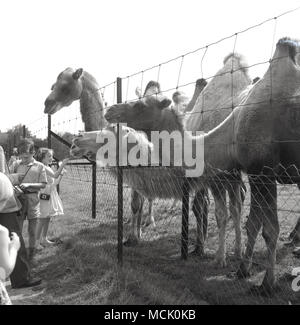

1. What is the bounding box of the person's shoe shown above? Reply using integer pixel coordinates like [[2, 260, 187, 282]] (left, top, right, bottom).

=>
[[11, 278, 42, 289]]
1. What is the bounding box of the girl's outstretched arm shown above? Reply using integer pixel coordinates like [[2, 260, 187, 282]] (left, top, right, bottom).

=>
[[45, 158, 69, 179]]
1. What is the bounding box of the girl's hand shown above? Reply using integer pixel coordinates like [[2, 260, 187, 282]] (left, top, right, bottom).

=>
[[9, 232, 20, 251], [62, 158, 70, 166]]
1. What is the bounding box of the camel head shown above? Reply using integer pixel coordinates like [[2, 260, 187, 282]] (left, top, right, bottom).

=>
[[172, 90, 190, 113], [70, 126, 153, 167], [44, 68, 84, 115], [105, 96, 172, 130], [267, 37, 300, 96], [70, 130, 102, 160]]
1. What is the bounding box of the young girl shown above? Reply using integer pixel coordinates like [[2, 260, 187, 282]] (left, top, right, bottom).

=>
[[35, 148, 69, 247], [0, 225, 20, 305]]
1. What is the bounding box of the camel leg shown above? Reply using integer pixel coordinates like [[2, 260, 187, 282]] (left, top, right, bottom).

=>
[[253, 179, 278, 296], [170, 199, 179, 210], [258, 209, 279, 295], [191, 188, 209, 257], [237, 177, 263, 278], [228, 181, 243, 260], [124, 190, 144, 246], [143, 199, 156, 228], [211, 184, 228, 268], [237, 176, 279, 297], [287, 216, 300, 244]]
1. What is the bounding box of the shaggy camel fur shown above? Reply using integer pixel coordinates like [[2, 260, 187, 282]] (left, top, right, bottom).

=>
[[105, 54, 251, 266], [105, 38, 300, 294], [70, 123, 210, 247]]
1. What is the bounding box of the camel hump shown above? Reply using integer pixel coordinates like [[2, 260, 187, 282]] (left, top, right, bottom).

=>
[[276, 37, 300, 63], [144, 81, 161, 96], [223, 52, 248, 72], [196, 78, 207, 88]]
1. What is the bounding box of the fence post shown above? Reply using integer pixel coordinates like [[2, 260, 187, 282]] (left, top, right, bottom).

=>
[[117, 77, 123, 266], [47, 114, 60, 193], [47, 115, 52, 149], [92, 162, 97, 219], [181, 179, 189, 260]]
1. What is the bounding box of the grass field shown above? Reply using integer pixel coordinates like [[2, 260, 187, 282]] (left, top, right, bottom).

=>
[[9, 166, 300, 305]]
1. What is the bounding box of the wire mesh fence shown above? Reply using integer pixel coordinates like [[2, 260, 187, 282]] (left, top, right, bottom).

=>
[[13, 5, 300, 304], [50, 162, 300, 304]]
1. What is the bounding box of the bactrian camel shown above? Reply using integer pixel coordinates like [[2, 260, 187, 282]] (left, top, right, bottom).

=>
[[70, 123, 214, 256], [43, 68, 157, 231], [77, 37, 300, 294], [105, 54, 252, 266]]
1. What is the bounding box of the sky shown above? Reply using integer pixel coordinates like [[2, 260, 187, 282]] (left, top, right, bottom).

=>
[[1, 0, 300, 138]]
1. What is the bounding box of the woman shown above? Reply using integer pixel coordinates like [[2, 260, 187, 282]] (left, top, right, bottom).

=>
[[0, 145, 42, 289]]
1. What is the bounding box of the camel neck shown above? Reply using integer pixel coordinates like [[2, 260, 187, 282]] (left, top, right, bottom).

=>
[[156, 109, 185, 134], [203, 111, 237, 173], [80, 79, 107, 131]]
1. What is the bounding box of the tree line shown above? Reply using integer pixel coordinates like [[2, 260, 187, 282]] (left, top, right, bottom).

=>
[[0, 124, 74, 162]]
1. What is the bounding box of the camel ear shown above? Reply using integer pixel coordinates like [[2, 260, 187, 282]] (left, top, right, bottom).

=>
[[72, 68, 83, 80], [158, 98, 172, 109]]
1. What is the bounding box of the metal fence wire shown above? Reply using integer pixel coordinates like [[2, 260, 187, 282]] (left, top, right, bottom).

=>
[[20, 6, 300, 304]]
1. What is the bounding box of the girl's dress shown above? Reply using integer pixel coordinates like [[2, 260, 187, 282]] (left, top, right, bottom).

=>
[[0, 280, 12, 305], [40, 173, 64, 218]]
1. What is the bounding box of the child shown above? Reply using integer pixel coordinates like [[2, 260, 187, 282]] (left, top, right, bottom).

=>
[[0, 225, 20, 305], [35, 148, 69, 247], [11, 139, 47, 261], [8, 148, 19, 173]]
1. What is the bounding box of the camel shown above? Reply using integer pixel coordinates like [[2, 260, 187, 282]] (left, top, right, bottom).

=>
[[44, 68, 107, 131], [172, 91, 190, 114], [185, 53, 251, 132], [133, 80, 210, 256], [105, 54, 252, 266], [70, 123, 211, 247], [184, 78, 210, 113], [133, 80, 162, 228], [104, 37, 300, 294], [43, 68, 158, 230]]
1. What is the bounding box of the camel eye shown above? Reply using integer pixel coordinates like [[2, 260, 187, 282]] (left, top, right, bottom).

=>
[[60, 85, 70, 95]]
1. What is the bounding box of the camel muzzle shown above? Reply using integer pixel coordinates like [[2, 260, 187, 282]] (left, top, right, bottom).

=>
[[44, 98, 62, 114], [104, 107, 120, 123]]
